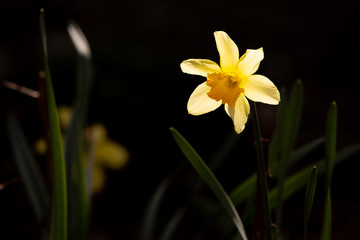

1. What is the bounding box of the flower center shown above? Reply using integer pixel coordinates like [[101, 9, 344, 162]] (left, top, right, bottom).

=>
[[206, 72, 244, 106]]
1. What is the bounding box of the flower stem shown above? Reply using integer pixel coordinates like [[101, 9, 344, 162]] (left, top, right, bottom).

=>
[[250, 101, 273, 240]]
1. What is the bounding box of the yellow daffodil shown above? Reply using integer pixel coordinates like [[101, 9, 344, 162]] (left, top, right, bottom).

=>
[[87, 123, 129, 194], [34, 106, 129, 194], [180, 31, 280, 133]]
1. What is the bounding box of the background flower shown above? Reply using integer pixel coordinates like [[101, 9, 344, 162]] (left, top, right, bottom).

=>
[[34, 106, 129, 194]]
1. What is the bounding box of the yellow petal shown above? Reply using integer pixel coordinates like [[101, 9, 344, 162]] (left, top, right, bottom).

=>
[[236, 48, 264, 77], [180, 59, 221, 77], [187, 82, 222, 115], [88, 123, 108, 143], [244, 75, 280, 105], [224, 103, 231, 117], [225, 94, 250, 134], [95, 140, 129, 169], [214, 31, 239, 73]]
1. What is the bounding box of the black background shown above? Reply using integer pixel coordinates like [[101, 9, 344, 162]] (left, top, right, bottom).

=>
[[1, 0, 360, 239]]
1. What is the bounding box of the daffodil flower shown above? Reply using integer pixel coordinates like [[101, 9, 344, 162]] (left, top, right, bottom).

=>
[[34, 106, 129, 195], [180, 31, 280, 133]]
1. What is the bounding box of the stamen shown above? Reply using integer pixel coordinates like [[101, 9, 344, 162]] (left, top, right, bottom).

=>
[[206, 73, 243, 106]]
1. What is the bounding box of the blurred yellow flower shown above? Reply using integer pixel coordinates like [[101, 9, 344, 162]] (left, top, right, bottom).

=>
[[34, 106, 129, 194], [180, 31, 280, 133], [58, 105, 73, 129], [87, 123, 129, 194]]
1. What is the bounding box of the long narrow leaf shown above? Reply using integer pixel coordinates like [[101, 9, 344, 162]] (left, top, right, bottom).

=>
[[290, 137, 324, 165], [230, 137, 323, 206], [322, 101, 337, 240], [40, 9, 67, 240], [6, 115, 49, 236], [269, 143, 359, 211], [230, 174, 257, 206], [304, 166, 317, 239], [324, 102, 337, 187], [213, 143, 359, 237], [158, 132, 241, 240], [268, 87, 287, 167], [64, 21, 93, 240], [275, 80, 303, 235], [170, 127, 248, 240], [322, 191, 332, 240]]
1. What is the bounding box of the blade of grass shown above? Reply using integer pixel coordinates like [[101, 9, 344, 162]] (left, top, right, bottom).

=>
[[289, 137, 324, 165], [194, 132, 242, 191], [230, 174, 257, 207], [64, 21, 93, 240], [268, 87, 287, 168], [214, 143, 360, 237], [40, 8, 67, 240], [170, 127, 248, 240], [6, 115, 49, 236], [304, 166, 317, 239], [321, 101, 337, 240], [230, 137, 323, 206], [269, 143, 358, 212], [324, 102, 337, 187], [157, 132, 242, 240], [275, 80, 303, 237]]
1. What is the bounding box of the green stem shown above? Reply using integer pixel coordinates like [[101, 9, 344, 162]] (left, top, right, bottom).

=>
[[250, 101, 273, 240]]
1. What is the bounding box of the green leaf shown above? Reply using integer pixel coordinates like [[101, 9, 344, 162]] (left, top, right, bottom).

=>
[[170, 127, 248, 240], [210, 142, 358, 238], [64, 20, 93, 240], [269, 144, 360, 211], [322, 191, 332, 240], [40, 8, 67, 240], [230, 174, 257, 207], [304, 166, 317, 239], [268, 87, 287, 167], [6, 115, 49, 236], [275, 79, 304, 235], [155, 132, 241, 240], [230, 137, 323, 207], [324, 101, 337, 187], [322, 101, 337, 240], [222, 144, 360, 238]]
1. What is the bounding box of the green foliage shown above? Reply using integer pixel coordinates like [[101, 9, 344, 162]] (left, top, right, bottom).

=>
[[4, 10, 359, 240], [64, 21, 93, 240], [275, 79, 304, 236], [6, 115, 49, 238], [40, 9, 68, 240], [170, 127, 248, 240]]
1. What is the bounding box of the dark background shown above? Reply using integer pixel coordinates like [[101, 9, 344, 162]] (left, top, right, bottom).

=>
[[1, 0, 360, 239]]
